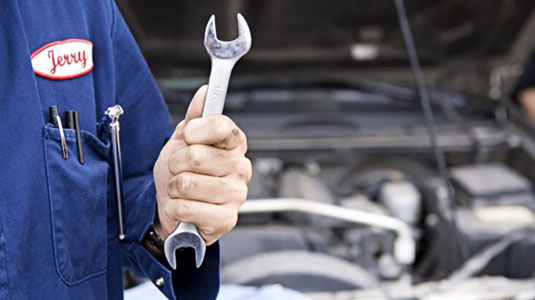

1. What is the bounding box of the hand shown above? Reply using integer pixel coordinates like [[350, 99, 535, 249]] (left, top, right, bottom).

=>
[[519, 88, 535, 120], [153, 85, 251, 245]]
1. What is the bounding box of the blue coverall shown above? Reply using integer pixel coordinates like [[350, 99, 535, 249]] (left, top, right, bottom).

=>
[[0, 1, 220, 299]]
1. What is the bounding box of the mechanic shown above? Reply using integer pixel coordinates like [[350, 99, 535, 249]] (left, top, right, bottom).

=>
[[513, 50, 535, 118], [0, 1, 250, 300]]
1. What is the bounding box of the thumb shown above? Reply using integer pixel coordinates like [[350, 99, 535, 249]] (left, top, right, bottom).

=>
[[185, 85, 208, 122]]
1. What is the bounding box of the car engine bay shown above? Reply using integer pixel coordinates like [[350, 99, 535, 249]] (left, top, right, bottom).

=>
[[156, 80, 535, 299]]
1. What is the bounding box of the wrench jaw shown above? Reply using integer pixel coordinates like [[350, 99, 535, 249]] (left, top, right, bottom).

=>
[[164, 231, 207, 270], [236, 13, 252, 52], [204, 13, 252, 60]]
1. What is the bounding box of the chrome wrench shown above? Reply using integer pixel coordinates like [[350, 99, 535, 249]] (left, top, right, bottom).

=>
[[164, 13, 252, 270]]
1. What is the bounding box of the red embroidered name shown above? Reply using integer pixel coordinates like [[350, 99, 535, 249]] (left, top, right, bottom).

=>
[[47, 49, 88, 75], [31, 39, 93, 80]]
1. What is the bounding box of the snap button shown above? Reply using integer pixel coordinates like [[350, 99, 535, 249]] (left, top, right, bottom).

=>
[[155, 277, 165, 287]]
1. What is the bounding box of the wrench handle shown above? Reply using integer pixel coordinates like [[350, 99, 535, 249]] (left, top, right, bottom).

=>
[[164, 58, 236, 268], [202, 58, 236, 116], [177, 58, 236, 246]]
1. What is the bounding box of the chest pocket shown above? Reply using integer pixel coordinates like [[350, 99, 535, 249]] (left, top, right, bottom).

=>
[[43, 124, 109, 285]]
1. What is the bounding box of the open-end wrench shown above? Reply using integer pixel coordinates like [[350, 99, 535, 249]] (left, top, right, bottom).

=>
[[164, 13, 252, 270]]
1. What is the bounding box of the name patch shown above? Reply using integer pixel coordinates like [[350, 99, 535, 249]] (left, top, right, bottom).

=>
[[31, 39, 93, 80]]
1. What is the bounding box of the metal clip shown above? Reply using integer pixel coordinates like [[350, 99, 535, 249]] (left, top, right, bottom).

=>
[[56, 115, 68, 159]]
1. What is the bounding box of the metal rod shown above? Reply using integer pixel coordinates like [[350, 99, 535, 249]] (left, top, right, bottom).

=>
[[106, 105, 126, 241], [239, 198, 415, 265]]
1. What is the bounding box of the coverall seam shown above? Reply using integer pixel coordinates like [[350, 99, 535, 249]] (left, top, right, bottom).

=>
[[109, 0, 117, 39], [0, 213, 12, 300], [43, 125, 64, 286]]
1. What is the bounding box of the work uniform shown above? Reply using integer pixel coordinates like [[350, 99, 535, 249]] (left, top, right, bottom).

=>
[[0, 1, 219, 299], [512, 50, 535, 100]]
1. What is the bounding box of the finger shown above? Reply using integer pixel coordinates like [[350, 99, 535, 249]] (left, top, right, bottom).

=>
[[163, 199, 238, 243], [169, 144, 251, 178], [185, 85, 208, 122], [167, 86, 207, 142], [168, 119, 186, 142], [167, 172, 248, 204], [184, 115, 246, 150]]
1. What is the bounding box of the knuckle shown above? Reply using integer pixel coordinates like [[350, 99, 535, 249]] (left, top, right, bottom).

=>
[[236, 157, 253, 181], [241, 133, 249, 153], [176, 200, 192, 220], [164, 200, 192, 221], [163, 201, 177, 221], [224, 214, 238, 232], [213, 117, 232, 139], [175, 120, 185, 132], [169, 173, 196, 197], [214, 177, 228, 203], [242, 130, 248, 144], [186, 145, 205, 167], [200, 226, 217, 237], [168, 152, 180, 174], [244, 158, 253, 178], [167, 181, 176, 197], [229, 180, 248, 202], [236, 185, 248, 203], [236, 128, 245, 144], [239, 131, 247, 150], [171, 121, 185, 139]]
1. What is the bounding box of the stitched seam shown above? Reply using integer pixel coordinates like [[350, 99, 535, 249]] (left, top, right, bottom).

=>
[[110, 0, 117, 39], [43, 126, 72, 285], [44, 125, 110, 156], [0, 213, 12, 300]]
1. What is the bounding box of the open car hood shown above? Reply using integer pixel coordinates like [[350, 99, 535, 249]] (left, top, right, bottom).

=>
[[119, 0, 535, 77]]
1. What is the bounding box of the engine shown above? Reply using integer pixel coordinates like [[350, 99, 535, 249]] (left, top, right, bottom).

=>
[[219, 156, 535, 292]]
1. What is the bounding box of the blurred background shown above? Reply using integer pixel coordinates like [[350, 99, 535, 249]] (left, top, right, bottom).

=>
[[120, 1, 535, 299]]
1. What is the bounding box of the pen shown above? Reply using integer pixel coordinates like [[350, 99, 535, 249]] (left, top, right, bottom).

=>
[[73, 111, 84, 165], [64, 111, 74, 129], [49, 106, 59, 127], [65, 110, 84, 164]]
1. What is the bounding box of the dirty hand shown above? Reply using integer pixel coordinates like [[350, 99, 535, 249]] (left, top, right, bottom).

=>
[[153, 85, 251, 245]]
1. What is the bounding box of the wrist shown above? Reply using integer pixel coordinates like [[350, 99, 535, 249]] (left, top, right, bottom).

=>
[[156, 192, 180, 240], [154, 200, 171, 240], [154, 211, 164, 238], [142, 225, 166, 263]]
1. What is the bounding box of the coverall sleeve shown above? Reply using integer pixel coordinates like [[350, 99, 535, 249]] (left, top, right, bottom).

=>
[[109, 2, 220, 299], [512, 49, 535, 101]]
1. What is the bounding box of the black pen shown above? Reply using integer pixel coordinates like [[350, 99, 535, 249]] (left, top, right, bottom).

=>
[[65, 110, 84, 164], [73, 111, 84, 164], [49, 106, 59, 127], [64, 111, 75, 130]]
